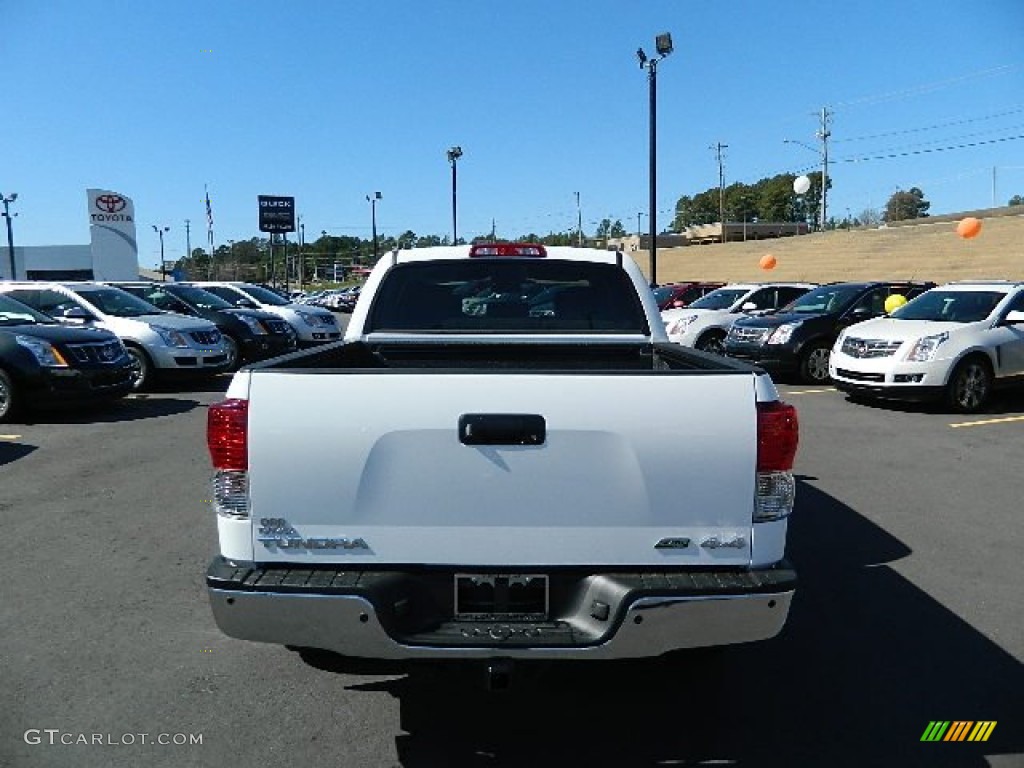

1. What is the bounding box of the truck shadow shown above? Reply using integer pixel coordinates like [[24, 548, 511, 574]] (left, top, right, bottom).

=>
[[18, 396, 200, 425], [0, 441, 37, 466], [307, 479, 1021, 767]]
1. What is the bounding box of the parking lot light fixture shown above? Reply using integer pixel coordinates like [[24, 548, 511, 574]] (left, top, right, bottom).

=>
[[366, 192, 382, 261], [1, 193, 17, 280], [153, 224, 170, 281], [447, 146, 463, 244], [637, 33, 672, 287]]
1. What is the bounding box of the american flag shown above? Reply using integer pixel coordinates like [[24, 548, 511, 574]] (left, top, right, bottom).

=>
[[205, 189, 214, 236]]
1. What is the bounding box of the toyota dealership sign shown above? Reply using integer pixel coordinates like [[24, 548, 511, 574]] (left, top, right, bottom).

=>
[[258, 195, 295, 233]]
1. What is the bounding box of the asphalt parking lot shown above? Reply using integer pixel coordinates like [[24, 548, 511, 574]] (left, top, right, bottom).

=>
[[1, 373, 1022, 768]]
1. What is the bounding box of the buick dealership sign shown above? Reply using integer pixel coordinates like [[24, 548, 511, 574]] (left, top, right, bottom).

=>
[[258, 195, 295, 233]]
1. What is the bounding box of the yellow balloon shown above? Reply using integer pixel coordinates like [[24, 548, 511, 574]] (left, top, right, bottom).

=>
[[885, 294, 908, 314]]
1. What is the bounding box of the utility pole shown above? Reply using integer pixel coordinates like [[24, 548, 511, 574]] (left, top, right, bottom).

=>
[[817, 106, 832, 231], [711, 142, 728, 243], [298, 217, 305, 290], [184, 219, 191, 268]]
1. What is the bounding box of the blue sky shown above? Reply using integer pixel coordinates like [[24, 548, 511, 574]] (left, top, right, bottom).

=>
[[4, 0, 1023, 268]]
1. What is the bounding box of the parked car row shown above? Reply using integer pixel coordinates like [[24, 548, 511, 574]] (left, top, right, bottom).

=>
[[293, 285, 361, 312], [0, 280, 343, 422], [658, 279, 1024, 413]]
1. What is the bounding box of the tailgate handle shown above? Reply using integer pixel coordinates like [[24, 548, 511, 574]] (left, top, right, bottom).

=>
[[458, 414, 546, 446]]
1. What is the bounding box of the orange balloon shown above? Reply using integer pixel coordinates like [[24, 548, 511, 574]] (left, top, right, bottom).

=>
[[759, 254, 777, 270], [956, 217, 982, 239]]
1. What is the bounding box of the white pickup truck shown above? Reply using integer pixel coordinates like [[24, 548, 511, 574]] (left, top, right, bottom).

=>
[[205, 243, 799, 672]]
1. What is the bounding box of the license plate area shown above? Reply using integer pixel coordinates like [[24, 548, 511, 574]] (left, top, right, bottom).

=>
[[454, 573, 549, 621]]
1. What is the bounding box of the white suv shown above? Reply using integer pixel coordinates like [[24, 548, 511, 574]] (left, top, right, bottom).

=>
[[830, 281, 1024, 412], [662, 283, 816, 354]]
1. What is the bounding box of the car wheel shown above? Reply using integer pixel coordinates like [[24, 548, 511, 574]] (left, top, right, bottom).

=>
[[0, 368, 19, 423], [124, 345, 152, 391], [798, 343, 832, 384], [945, 357, 992, 414], [695, 331, 726, 356], [222, 335, 241, 371]]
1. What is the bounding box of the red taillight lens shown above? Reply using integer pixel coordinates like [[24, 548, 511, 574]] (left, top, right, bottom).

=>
[[469, 243, 547, 258], [757, 401, 799, 471], [208, 399, 248, 471]]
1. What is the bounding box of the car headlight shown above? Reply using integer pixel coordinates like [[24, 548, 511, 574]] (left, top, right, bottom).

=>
[[767, 323, 800, 345], [904, 332, 949, 362], [15, 335, 69, 367], [296, 311, 318, 327], [151, 325, 189, 348], [238, 315, 267, 335], [666, 315, 698, 336]]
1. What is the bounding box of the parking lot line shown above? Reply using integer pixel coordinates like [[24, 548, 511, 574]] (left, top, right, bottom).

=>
[[0, 434, 23, 440], [784, 388, 835, 396], [949, 415, 1024, 429]]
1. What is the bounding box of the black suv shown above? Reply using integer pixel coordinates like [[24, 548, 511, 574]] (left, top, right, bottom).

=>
[[0, 293, 134, 422], [109, 283, 297, 370], [724, 280, 936, 384]]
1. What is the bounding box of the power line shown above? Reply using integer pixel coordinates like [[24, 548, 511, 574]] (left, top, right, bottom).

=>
[[832, 63, 1023, 110], [835, 106, 1024, 143], [836, 133, 1024, 164]]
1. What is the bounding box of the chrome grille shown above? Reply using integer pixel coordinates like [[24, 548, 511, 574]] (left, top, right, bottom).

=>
[[841, 337, 902, 359], [189, 330, 222, 345], [727, 326, 770, 344], [65, 340, 126, 364]]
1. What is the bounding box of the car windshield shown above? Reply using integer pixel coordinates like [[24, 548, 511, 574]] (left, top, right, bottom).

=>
[[782, 284, 864, 314], [891, 290, 1006, 323], [0, 294, 55, 325], [75, 287, 161, 317], [171, 286, 234, 310], [689, 288, 749, 311], [237, 284, 290, 306]]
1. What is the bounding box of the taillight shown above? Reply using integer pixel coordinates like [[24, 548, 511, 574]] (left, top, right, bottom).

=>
[[755, 401, 798, 522], [208, 399, 248, 470], [756, 400, 798, 471], [208, 399, 250, 519], [469, 243, 547, 258]]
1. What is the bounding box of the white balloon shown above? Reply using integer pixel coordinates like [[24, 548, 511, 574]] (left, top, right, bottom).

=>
[[793, 175, 811, 194]]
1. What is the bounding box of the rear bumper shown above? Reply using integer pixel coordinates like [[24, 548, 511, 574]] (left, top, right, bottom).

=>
[[207, 558, 796, 660]]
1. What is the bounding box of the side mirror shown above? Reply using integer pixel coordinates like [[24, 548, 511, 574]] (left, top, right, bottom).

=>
[[236, 299, 258, 309], [671, 300, 685, 308], [741, 302, 758, 312], [61, 306, 93, 322], [850, 307, 873, 319], [1001, 310, 1024, 325]]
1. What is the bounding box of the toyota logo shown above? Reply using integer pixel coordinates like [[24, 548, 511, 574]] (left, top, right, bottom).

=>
[[95, 194, 126, 214]]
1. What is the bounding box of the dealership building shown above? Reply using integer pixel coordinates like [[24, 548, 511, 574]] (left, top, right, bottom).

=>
[[0, 189, 141, 281]]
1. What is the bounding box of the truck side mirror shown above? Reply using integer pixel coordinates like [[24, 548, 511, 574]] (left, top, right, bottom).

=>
[[61, 306, 93, 322]]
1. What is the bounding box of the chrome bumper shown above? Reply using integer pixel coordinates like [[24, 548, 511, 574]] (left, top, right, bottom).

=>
[[208, 564, 795, 660]]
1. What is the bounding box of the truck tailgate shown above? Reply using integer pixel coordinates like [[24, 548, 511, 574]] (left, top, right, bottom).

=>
[[246, 370, 757, 567]]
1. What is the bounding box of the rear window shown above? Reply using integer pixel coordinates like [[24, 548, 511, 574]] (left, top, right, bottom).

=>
[[365, 259, 649, 334]]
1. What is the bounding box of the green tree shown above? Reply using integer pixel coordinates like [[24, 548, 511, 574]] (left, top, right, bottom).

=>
[[884, 187, 930, 222], [1009, 194, 1023, 206]]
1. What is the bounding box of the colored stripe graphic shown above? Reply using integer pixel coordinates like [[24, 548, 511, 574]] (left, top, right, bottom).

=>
[[968, 722, 997, 742], [921, 721, 997, 742], [945, 721, 972, 741]]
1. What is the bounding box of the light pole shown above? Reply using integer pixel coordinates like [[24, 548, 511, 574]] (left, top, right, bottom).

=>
[[1, 193, 17, 280], [153, 225, 170, 281], [366, 191, 382, 261], [575, 192, 583, 247], [637, 32, 673, 287], [447, 146, 463, 244]]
